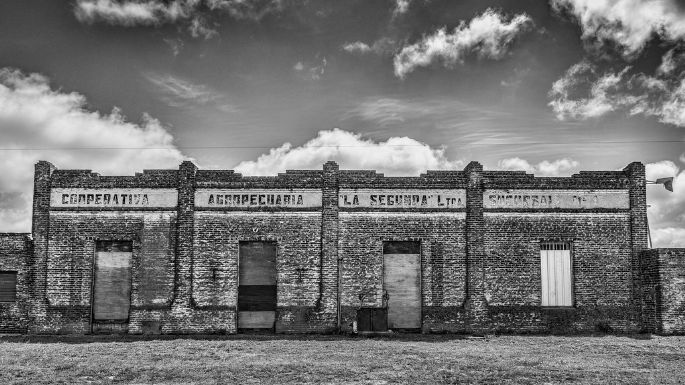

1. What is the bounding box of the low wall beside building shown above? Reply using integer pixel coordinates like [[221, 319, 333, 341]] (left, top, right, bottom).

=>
[[643, 248, 685, 334], [0, 233, 31, 333]]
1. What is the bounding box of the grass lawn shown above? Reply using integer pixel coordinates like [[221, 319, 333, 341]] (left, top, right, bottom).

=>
[[0, 334, 683, 384]]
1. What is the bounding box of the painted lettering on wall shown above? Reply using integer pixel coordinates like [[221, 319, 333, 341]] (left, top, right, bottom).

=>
[[483, 189, 630, 209], [207, 193, 304, 206], [339, 189, 466, 208], [486, 194, 554, 208], [195, 189, 322, 208], [50, 188, 178, 208], [62, 193, 149, 205]]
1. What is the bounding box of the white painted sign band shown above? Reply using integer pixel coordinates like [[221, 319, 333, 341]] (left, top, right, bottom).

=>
[[339, 189, 466, 208], [51, 188, 178, 208], [196, 189, 322, 208], [484, 189, 630, 209]]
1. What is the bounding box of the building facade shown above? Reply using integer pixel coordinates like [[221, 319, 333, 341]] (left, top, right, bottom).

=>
[[0, 160, 683, 334]]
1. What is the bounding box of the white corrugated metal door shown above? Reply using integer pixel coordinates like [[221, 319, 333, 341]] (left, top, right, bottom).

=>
[[540, 243, 572, 307]]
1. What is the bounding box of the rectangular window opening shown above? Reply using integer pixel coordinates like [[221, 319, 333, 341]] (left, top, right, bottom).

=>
[[540, 242, 573, 307]]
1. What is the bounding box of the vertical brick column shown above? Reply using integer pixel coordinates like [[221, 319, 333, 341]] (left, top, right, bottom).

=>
[[174, 161, 197, 313], [464, 161, 489, 333], [639, 249, 661, 333], [29, 161, 55, 332], [320, 161, 339, 331], [624, 162, 648, 331]]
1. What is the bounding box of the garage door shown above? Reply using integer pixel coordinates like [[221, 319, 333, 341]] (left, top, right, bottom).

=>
[[93, 241, 132, 321], [383, 241, 421, 330], [238, 242, 277, 330]]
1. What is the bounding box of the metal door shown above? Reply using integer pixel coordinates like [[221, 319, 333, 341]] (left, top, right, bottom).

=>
[[383, 241, 421, 329], [540, 243, 573, 307]]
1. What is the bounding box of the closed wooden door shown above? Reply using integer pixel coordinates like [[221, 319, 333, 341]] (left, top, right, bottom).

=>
[[383, 241, 421, 329], [238, 242, 277, 330], [93, 241, 132, 321]]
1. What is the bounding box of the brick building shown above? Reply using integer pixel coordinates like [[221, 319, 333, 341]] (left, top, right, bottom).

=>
[[0, 160, 683, 334]]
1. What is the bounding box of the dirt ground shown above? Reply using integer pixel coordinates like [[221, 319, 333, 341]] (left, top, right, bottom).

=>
[[0, 334, 683, 384]]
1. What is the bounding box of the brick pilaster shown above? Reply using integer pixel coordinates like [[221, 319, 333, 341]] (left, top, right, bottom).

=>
[[624, 162, 648, 331], [29, 160, 55, 332], [320, 161, 339, 331], [464, 161, 489, 333], [174, 161, 197, 311]]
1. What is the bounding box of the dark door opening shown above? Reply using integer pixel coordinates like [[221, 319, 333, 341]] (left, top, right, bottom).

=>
[[238, 241, 277, 331]]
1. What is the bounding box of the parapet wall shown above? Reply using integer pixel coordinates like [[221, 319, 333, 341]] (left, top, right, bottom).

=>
[[17, 160, 657, 334]]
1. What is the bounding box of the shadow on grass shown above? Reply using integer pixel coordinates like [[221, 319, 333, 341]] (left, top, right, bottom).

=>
[[0, 331, 655, 344]]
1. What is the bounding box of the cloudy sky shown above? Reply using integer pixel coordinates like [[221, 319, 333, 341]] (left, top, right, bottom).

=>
[[0, 0, 683, 246]]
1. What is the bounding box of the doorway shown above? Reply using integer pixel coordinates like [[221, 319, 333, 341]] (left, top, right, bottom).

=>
[[92, 240, 133, 333], [238, 241, 277, 331], [383, 241, 421, 330]]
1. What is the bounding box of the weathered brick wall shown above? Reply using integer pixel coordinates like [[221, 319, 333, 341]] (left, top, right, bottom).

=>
[[24, 159, 653, 335], [191, 167, 334, 333], [0, 233, 31, 333], [641, 249, 660, 333], [339, 212, 467, 332], [338, 168, 469, 333], [193, 212, 324, 332], [30, 164, 180, 334], [43, 212, 176, 333], [484, 213, 632, 333], [642, 248, 685, 334], [482, 169, 638, 333]]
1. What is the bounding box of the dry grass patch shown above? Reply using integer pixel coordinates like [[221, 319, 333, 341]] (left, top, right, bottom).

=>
[[0, 334, 683, 384]]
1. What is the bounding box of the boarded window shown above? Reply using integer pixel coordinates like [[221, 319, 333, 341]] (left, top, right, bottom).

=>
[[93, 241, 133, 321], [238, 241, 277, 330], [383, 241, 421, 329], [0, 271, 17, 302], [540, 243, 573, 307]]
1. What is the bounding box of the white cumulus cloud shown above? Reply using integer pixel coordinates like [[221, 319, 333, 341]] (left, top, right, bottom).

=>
[[0, 68, 187, 232], [497, 157, 580, 176], [550, 0, 685, 57], [549, 54, 685, 126], [548, 2, 685, 126], [548, 60, 642, 120], [393, 8, 533, 78], [74, 0, 193, 26], [74, 0, 283, 38], [393, 0, 412, 15], [234, 128, 463, 176], [646, 159, 685, 247], [342, 41, 372, 54]]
